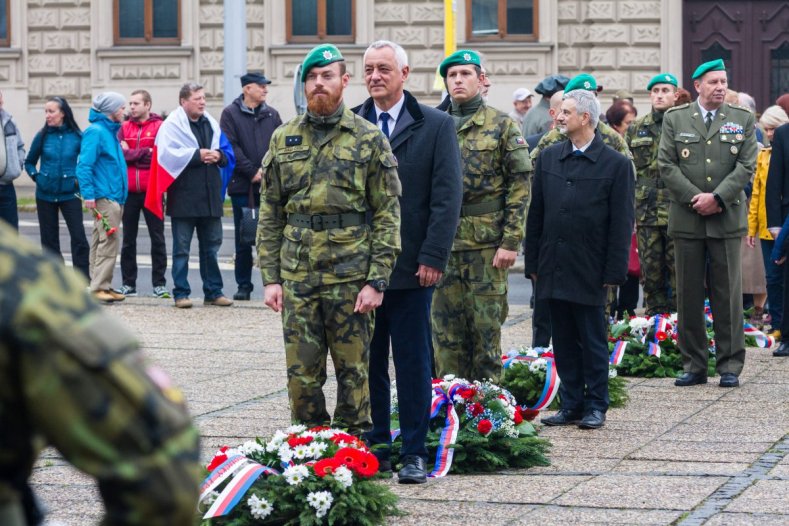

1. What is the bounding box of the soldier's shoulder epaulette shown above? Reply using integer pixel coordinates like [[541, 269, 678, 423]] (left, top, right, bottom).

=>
[[665, 103, 689, 113], [726, 102, 752, 113]]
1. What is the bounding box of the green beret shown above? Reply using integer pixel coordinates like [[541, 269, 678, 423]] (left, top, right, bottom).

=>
[[646, 73, 678, 91], [439, 49, 481, 78], [301, 44, 344, 82], [691, 59, 725, 80], [564, 73, 600, 93]]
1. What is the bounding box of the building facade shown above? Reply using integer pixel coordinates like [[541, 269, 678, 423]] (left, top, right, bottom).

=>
[[1, 0, 787, 141]]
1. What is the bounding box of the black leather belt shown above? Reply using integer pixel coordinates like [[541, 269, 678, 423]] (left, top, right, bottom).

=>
[[460, 197, 505, 217], [287, 212, 366, 231]]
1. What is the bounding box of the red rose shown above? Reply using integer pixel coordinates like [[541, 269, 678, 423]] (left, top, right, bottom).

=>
[[313, 458, 340, 477], [460, 387, 475, 400], [477, 419, 493, 436], [513, 409, 524, 424], [206, 446, 230, 471], [106, 227, 118, 236], [522, 408, 540, 421], [470, 402, 484, 416]]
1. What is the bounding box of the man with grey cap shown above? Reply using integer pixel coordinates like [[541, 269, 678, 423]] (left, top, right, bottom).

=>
[[509, 87, 533, 127], [521, 74, 570, 137], [76, 92, 128, 303], [220, 71, 282, 300]]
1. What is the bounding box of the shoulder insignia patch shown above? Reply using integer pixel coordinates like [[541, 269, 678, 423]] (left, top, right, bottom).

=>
[[285, 135, 302, 146]]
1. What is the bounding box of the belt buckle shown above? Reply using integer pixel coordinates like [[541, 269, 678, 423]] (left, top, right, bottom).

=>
[[310, 214, 324, 230]]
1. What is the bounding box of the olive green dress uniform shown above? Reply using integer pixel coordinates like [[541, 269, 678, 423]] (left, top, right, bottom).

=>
[[626, 110, 676, 314], [431, 100, 531, 383], [258, 105, 401, 436], [0, 223, 200, 526], [658, 101, 757, 376]]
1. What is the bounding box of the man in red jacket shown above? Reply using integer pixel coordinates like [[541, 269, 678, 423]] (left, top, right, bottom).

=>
[[118, 89, 169, 298]]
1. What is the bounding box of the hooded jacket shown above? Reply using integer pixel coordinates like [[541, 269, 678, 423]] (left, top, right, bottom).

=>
[[120, 113, 163, 193], [76, 109, 128, 204]]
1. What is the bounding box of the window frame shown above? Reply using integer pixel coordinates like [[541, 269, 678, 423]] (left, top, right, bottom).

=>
[[465, 0, 539, 42], [113, 0, 181, 46], [0, 0, 10, 47], [285, 0, 356, 44]]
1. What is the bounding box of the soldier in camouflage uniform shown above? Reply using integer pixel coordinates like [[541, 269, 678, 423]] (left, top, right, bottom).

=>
[[0, 221, 200, 526], [531, 74, 632, 160], [625, 73, 679, 314], [431, 50, 531, 383], [257, 44, 401, 436]]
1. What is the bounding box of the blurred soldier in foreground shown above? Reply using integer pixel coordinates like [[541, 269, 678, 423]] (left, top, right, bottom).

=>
[[0, 222, 200, 525], [258, 44, 401, 436]]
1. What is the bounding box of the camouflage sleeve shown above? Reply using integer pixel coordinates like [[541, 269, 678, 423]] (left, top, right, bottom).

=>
[[365, 137, 402, 282], [500, 120, 532, 251], [257, 145, 287, 285], [5, 234, 200, 526]]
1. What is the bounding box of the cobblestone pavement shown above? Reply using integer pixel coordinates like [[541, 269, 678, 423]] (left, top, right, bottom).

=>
[[30, 299, 789, 525]]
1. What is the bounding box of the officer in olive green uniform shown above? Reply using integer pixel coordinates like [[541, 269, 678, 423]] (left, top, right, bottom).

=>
[[431, 50, 531, 383], [626, 73, 680, 315], [658, 59, 758, 388], [531, 74, 632, 160], [258, 44, 401, 435], [0, 222, 200, 526]]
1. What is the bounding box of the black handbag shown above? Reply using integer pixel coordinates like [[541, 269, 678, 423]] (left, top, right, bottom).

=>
[[239, 185, 258, 246]]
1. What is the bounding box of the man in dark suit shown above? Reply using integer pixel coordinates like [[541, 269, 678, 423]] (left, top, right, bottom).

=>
[[658, 60, 758, 385], [766, 120, 789, 357], [524, 89, 635, 429], [353, 40, 462, 483]]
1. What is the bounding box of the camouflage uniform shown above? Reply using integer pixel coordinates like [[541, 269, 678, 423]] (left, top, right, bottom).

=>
[[0, 222, 200, 526], [625, 110, 676, 314], [258, 105, 401, 436], [531, 121, 633, 316], [432, 104, 531, 383]]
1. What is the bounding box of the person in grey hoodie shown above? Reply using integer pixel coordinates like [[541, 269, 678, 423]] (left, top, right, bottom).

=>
[[0, 91, 26, 229]]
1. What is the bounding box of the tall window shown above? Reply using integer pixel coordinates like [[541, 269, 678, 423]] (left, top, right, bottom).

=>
[[0, 0, 9, 47], [287, 0, 355, 43], [467, 0, 537, 41], [771, 41, 789, 103], [114, 0, 180, 45]]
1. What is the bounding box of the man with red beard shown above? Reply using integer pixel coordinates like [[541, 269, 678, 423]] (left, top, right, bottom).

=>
[[258, 44, 402, 437]]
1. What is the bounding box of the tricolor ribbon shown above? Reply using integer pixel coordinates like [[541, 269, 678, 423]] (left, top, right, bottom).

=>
[[647, 342, 661, 358], [501, 350, 561, 411], [199, 455, 248, 501], [203, 462, 277, 519], [426, 381, 464, 478], [609, 340, 627, 365], [743, 322, 775, 348]]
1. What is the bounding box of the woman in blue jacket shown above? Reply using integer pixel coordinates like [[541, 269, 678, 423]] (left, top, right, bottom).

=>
[[25, 96, 89, 278]]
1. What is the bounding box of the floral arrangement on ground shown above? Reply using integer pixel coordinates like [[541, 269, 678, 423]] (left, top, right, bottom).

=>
[[501, 347, 629, 409], [196, 425, 400, 526], [389, 377, 551, 475]]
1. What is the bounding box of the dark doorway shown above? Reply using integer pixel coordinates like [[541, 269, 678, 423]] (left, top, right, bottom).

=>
[[683, 1, 789, 110]]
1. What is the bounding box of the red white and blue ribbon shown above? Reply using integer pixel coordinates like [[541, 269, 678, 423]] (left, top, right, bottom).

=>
[[609, 340, 627, 365], [199, 455, 248, 501], [203, 462, 277, 519], [501, 351, 561, 411], [427, 381, 463, 478], [647, 341, 661, 358], [743, 322, 775, 348]]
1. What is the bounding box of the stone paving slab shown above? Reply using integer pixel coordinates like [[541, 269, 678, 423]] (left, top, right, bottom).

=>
[[27, 299, 789, 525]]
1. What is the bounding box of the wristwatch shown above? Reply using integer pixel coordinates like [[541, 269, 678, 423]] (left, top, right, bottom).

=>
[[367, 279, 387, 293]]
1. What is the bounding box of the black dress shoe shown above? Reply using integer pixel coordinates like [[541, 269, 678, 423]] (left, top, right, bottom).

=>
[[541, 409, 582, 426], [233, 289, 252, 301], [377, 458, 392, 473], [578, 410, 606, 429], [397, 455, 427, 484], [674, 372, 707, 386], [719, 372, 740, 387], [773, 342, 789, 357]]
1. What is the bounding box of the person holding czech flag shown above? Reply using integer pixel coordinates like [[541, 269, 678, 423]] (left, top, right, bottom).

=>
[[145, 82, 235, 309]]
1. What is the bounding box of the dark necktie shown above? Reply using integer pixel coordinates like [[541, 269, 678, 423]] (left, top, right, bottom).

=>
[[572, 149, 584, 156], [705, 111, 713, 131], [380, 112, 391, 138]]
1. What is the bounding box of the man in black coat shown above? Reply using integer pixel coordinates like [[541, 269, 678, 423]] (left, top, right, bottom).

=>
[[220, 72, 282, 300], [524, 89, 634, 429], [766, 121, 789, 357], [352, 40, 462, 483]]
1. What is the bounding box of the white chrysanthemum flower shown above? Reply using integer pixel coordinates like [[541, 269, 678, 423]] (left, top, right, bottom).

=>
[[317, 429, 336, 439], [202, 491, 220, 505], [293, 445, 309, 460], [283, 464, 309, 486], [247, 494, 273, 520], [306, 441, 328, 458], [628, 317, 651, 331], [265, 441, 280, 453], [443, 374, 455, 381], [237, 441, 265, 456], [333, 465, 353, 489], [608, 368, 618, 379], [278, 443, 293, 463], [307, 490, 334, 517], [285, 424, 307, 434]]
